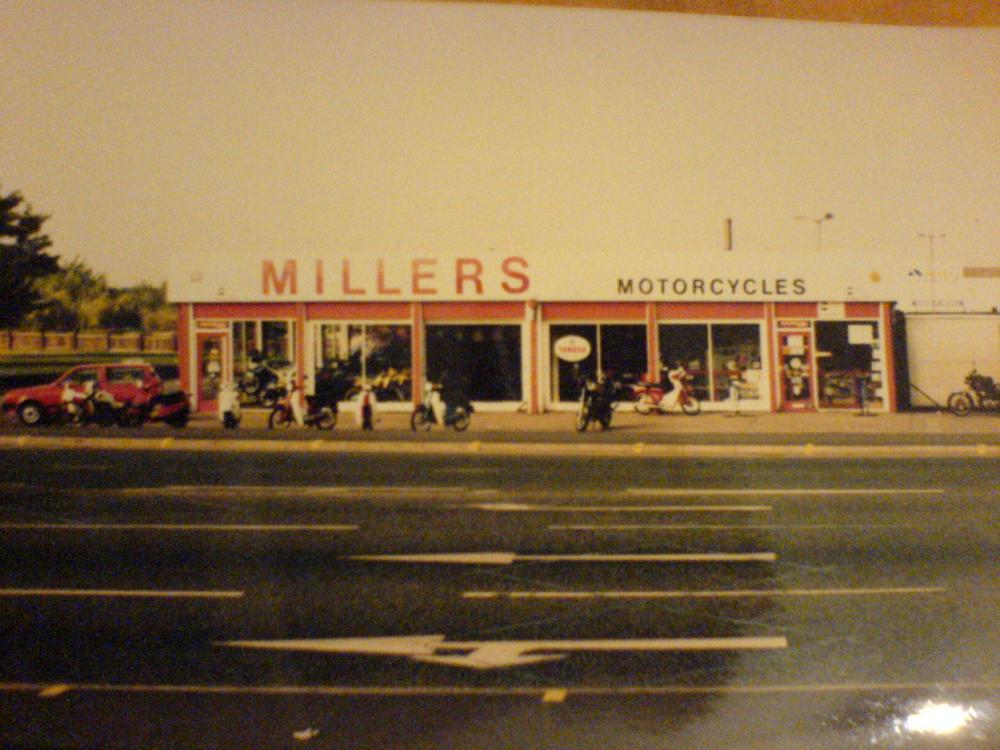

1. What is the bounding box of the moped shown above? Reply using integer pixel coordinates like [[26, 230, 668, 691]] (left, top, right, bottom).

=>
[[268, 378, 337, 430], [632, 366, 701, 415], [411, 382, 471, 431]]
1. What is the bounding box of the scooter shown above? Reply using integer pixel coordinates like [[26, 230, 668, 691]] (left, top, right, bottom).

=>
[[411, 382, 471, 431], [632, 366, 701, 415], [267, 377, 337, 430], [218, 381, 242, 429]]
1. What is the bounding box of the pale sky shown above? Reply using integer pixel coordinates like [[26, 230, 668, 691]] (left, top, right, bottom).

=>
[[2, 0, 997, 306]]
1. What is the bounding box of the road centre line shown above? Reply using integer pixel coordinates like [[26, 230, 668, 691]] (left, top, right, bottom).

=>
[[627, 488, 943, 496], [472, 503, 771, 513], [0, 589, 244, 599], [349, 552, 776, 564], [7, 680, 1000, 698], [549, 523, 921, 531], [120, 485, 468, 498], [0, 523, 357, 532], [463, 587, 948, 600]]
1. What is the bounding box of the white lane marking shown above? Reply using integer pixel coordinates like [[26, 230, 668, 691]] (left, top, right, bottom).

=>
[[349, 552, 776, 564], [548, 523, 920, 531], [627, 488, 943, 496], [463, 587, 948, 600], [0, 523, 357, 532], [219, 634, 788, 669], [38, 684, 71, 698], [0, 588, 243, 599], [471, 503, 771, 513], [121, 485, 467, 498]]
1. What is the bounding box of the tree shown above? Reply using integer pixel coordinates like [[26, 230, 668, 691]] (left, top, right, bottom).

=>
[[0, 188, 59, 328], [28, 258, 110, 331]]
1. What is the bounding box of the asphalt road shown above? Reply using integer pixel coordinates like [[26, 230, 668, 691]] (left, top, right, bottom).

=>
[[1, 447, 998, 749]]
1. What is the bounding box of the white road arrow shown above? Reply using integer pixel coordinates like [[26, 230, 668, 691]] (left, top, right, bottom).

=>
[[348, 551, 776, 564], [220, 634, 788, 669]]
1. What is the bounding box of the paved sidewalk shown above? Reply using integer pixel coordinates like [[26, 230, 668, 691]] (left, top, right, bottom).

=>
[[212, 407, 1000, 438]]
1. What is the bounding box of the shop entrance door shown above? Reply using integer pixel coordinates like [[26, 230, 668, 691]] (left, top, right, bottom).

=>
[[196, 332, 229, 412], [778, 329, 815, 411]]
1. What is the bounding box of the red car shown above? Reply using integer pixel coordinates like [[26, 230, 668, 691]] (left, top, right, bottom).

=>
[[2, 362, 190, 427]]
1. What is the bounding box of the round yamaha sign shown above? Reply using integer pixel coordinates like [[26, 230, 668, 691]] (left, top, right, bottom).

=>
[[554, 335, 592, 363]]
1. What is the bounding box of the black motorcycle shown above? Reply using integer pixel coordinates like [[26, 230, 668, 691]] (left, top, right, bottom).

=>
[[948, 369, 1000, 416], [575, 378, 616, 432], [411, 382, 471, 431], [239, 357, 288, 406]]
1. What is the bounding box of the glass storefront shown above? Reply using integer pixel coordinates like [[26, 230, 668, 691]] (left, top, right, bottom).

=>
[[425, 324, 522, 401], [659, 323, 762, 403], [549, 324, 647, 402], [231, 320, 294, 382], [314, 323, 412, 401], [816, 320, 882, 409]]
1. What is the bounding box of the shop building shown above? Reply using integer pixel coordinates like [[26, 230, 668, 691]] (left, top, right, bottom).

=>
[[169, 253, 899, 414]]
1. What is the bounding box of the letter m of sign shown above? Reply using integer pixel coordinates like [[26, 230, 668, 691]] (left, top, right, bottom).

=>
[[263, 260, 298, 295]]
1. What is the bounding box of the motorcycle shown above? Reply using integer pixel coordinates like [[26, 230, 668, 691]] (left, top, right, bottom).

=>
[[631, 366, 701, 415], [267, 377, 338, 430], [239, 357, 288, 406], [575, 378, 616, 432], [948, 369, 1000, 416], [411, 381, 471, 431]]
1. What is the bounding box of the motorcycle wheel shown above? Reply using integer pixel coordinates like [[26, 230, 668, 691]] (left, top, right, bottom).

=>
[[268, 407, 292, 429], [681, 397, 701, 416], [947, 392, 973, 417], [451, 408, 470, 432], [165, 410, 189, 429], [634, 395, 655, 415], [575, 412, 590, 432], [411, 407, 432, 431], [260, 388, 284, 409], [315, 407, 337, 430]]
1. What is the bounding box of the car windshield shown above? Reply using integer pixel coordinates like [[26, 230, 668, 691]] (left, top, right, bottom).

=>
[[60, 368, 100, 387]]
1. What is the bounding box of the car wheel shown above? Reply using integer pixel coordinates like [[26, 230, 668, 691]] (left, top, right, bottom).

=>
[[17, 401, 45, 427]]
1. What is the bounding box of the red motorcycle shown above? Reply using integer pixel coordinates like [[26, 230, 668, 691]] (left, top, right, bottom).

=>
[[631, 366, 701, 415]]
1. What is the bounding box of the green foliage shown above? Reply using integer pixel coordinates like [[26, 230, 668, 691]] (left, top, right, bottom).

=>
[[28, 260, 176, 332], [0, 188, 59, 328]]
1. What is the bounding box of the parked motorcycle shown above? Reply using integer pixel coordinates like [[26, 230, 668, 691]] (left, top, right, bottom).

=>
[[411, 381, 471, 431], [948, 368, 1000, 416], [575, 377, 616, 432], [631, 365, 701, 415], [239, 356, 287, 406], [267, 377, 338, 430]]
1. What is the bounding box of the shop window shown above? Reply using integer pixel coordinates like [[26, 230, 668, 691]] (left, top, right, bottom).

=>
[[231, 321, 258, 380], [710, 324, 762, 401], [660, 323, 763, 403], [315, 323, 412, 401], [262, 321, 293, 365], [659, 324, 709, 401], [425, 325, 522, 402], [816, 321, 880, 408], [549, 324, 646, 402]]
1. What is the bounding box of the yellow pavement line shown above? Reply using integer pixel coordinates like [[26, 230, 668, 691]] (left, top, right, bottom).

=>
[[5, 681, 1000, 698], [1, 435, 999, 458], [0, 588, 244, 599]]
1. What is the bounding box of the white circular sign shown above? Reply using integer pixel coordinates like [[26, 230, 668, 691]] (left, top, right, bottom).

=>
[[554, 335, 592, 363]]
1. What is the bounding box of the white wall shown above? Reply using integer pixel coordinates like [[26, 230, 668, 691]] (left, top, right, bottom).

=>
[[906, 315, 1000, 407]]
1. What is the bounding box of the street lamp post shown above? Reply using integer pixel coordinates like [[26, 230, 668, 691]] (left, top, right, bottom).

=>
[[795, 212, 834, 252], [918, 232, 945, 311]]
